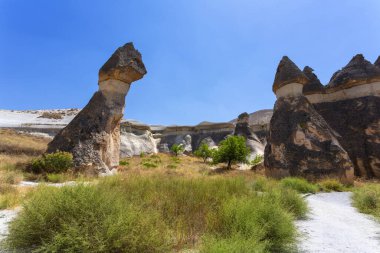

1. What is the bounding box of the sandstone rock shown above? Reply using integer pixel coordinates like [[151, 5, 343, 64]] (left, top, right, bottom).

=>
[[273, 56, 309, 95], [302, 66, 325, 95], [313, 95, 380, 178], [181, 134, 192, 153], [120, 130, 157, 158], [234, 112, 265, 161], [199, 137, 217, 148], [375, 56, 380, 68], [47, 43, 146, 173], [327, 54, 380, 91], [265, 57, 354, 183], [265, 96, 354, 183]]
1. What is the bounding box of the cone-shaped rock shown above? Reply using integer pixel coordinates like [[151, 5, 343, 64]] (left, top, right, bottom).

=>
[[302, 66, 325, 95], [273, 56, 309, 95], [47, 43, 147, 174], [375, 56, 380, 68], [264, 96, 354, 183], [234, 112, 264, 160], [327, 54, 380, 91]]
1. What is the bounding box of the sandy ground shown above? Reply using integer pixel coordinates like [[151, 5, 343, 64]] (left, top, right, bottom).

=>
[[0, 209, 19, 242], [297, 192, 380, 253]]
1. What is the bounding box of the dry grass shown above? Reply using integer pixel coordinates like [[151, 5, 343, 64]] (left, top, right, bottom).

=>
[[0, 129, 49, 155], [0, 129, 50, 209]]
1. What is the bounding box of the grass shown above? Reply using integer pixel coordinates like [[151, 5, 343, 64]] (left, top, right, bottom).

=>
[[280, 177, 318, 194], [5, 175, 306, 252], [317, 179, 345, 192], [352, 183, 380, 220]]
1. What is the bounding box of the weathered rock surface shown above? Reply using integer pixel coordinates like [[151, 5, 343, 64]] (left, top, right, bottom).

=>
[[234, 112, 264, 160], [265, 57, 354, 183], [47, 43, 146, 173], [158, 122, 235, 151], [273, 56, 309, 94], [306, 55, 380, 178], [327, 54, 380, 91], [302, 66, 324, 95], [265, 96, 354, 183]]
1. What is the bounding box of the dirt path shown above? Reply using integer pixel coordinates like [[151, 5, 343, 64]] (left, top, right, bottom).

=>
[[297, 192, 380, 253]]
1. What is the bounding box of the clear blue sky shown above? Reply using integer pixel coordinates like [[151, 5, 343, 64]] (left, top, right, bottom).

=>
[[1, 0, 379, 125]]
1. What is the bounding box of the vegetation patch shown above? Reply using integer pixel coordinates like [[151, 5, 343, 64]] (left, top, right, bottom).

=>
[[352, 183, 380, 220], [318, 179, 345, 192], [5, 175, 306, 252], [30, 151, 73, 174], [280, 177, 318, 194]]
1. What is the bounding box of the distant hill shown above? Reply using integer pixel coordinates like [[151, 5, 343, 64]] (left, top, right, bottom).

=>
[[230, 109, 273, 126]]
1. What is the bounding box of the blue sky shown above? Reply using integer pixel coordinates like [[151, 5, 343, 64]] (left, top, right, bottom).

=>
[[1, 0, 379, 125]]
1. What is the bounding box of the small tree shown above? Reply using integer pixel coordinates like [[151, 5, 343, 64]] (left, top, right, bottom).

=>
[[213, 136, 249, 169], [194, 143, 213, 163], [170, 144, 184, 156]]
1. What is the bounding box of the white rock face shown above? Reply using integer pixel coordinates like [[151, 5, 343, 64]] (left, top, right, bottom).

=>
[[306, 81, 380, 103], [120, 131, 158, 157], [275, 83, 303, 98]]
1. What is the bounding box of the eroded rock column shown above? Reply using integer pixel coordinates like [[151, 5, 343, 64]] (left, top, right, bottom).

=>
[[47, 43, 147, 174], [264, 56, 354, 183]]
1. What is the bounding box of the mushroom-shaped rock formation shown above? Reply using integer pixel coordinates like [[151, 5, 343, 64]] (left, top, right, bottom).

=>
[[308, 54, 380, 178], [47, 43, 147, 174], [273, 56, 309, 97], [234, 112, 264, 160], [302, 66, 325, 95], [265, 57, 354, 183], [327, 54, 380, 91]]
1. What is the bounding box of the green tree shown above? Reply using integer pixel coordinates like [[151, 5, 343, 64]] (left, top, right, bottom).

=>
[[194, 143, 213, 163], [170, 144, 184, 156], [213, 136, 249, 169]]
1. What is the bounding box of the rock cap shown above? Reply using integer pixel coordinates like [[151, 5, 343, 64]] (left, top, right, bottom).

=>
[[302, 66, 325, 95], [273, 56, 309, 93], [99, 42, 147, 84], [327, 54, 380, 91]]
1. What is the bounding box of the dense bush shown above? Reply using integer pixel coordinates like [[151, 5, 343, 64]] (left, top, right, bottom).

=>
[[170, 144, 184, 156], [213, 136, 249, 169], [352, 184, 380, 219], [5, 175, 306, 252], [318, 179, 345, 192], [280, 177, 318, 194], [194, 143, 214, 163], [5, 185, 172, 253], [205, 195, 297, 252], [30, 151, 73, 173]]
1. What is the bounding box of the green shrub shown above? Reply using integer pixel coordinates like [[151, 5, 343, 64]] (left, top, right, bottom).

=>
[[46, 173, 66, 183], [206, 195, 297, 252], [5, 176, 306, 252], [119, 160, 129, 166], [250, 155, 263, 167], [268, 188, 308, 219], [352, 184, 380, 219], [170, 144, 184, 156], [5, 185, 172, 253], [30, 151, 73, 173], [194, 143, 213, 163], [318, 179, 345, 192], [213, 136, 249, 169], [280, 177, 318, 194]]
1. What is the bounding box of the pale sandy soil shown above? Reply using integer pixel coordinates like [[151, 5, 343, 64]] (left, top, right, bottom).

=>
[[297, 192, 380, 253]]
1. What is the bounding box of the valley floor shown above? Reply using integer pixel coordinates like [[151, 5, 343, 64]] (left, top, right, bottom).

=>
[[297, 192, 380, 253]]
